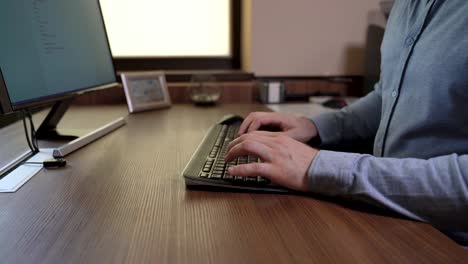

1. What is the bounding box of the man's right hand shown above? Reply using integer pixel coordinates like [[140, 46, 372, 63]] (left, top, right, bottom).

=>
[[238, 112, 319, 143]]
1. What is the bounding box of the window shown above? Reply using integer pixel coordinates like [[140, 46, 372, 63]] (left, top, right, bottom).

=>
[[99, 0, 241, 70]]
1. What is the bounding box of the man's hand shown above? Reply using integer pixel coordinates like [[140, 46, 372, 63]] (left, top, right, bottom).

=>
[[238, 112, 319, 143], [226, 131, 319, 192]]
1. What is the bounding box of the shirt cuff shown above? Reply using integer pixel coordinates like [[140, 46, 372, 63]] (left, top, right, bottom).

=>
[[308, 150, 362, 196], [309, 112, 342, 146]]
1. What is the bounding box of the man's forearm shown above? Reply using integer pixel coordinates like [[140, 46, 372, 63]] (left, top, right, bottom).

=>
[[308, 150, 468, 231], [310, 88, 382, 146]]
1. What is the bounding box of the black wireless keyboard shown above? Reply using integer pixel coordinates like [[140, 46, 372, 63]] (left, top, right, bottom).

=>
[[182, 115, 288, 192]]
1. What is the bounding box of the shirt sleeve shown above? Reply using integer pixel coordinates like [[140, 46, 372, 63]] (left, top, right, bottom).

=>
[[308, 150, 468, 231], [309, 82, 382, 146]]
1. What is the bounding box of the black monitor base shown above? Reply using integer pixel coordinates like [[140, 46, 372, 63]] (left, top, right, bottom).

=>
[[35, 97, 79, 141], [35, 130, 79, 141]]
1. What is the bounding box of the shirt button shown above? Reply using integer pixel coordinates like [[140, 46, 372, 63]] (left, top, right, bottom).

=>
[[405, 37, 415, 46], [391, 90, 398, 97]]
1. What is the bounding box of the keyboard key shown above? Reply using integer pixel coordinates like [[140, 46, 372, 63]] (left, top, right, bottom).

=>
[[213, 168, 224, 174], [238, 157, 248, 164], [248, 156, 258, 163], [210, 173, 222, 179], [246, 176, 258, 183], [234, 176, 244, 181], [204, 160, 213, 168], [258, 177, 270, 184], [223, 173, 234, 180]]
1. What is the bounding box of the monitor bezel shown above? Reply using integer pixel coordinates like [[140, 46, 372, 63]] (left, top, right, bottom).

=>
[[0, 0, 118, 115]]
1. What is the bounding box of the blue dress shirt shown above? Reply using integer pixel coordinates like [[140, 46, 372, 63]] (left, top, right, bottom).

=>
[[308, 0, 468, 246]]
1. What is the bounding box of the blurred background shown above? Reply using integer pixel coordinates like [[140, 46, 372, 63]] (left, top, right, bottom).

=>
[[0, 0, 394, 127]]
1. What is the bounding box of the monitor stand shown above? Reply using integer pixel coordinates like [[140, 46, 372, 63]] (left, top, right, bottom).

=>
[[34, 96, 126, 158], [0, 97, 126, 183], [35, 97, 79, 141]]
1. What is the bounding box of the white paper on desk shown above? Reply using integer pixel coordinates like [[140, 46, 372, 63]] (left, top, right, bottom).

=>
[[0, 149, 54, 193]]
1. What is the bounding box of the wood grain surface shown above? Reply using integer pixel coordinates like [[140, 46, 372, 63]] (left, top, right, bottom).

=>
[[0, 104, 466, 264]]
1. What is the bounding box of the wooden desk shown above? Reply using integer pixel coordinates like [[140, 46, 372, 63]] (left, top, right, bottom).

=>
[[0, 104, 466, 263]]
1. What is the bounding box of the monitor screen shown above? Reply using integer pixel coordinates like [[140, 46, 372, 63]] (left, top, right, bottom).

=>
[[0, 0, 116, 111]]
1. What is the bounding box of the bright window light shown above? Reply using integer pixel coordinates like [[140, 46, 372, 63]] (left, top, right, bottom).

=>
[[99, 0, 231, 58]]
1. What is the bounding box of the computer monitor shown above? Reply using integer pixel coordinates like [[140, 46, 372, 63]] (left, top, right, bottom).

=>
[[0, 0, 118, 139]]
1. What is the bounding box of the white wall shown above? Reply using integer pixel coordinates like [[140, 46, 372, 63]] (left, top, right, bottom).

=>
[[246, 0, 381, 76]]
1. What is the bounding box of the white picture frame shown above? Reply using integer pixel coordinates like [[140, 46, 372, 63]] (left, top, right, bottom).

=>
[[121, 71, 171, 113]]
